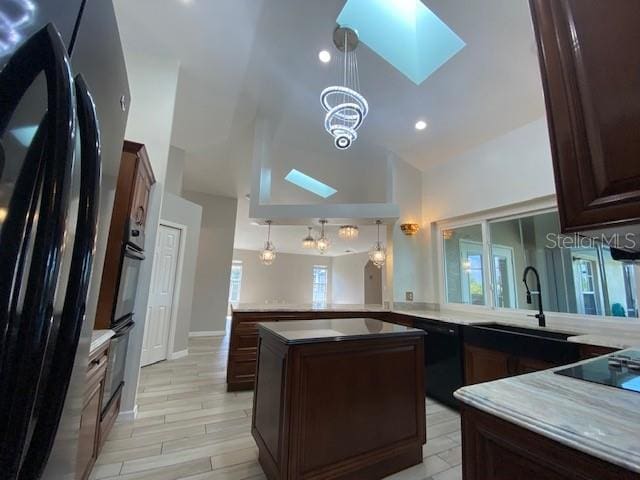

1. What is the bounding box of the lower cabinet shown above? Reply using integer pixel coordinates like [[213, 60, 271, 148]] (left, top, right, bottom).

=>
[[464, 344, 556, 385], [77, 341, 109, 480], [461, 404, 636, 479]]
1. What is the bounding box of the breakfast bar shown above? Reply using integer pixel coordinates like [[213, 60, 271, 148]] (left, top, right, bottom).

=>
[[251, 318, 426, 480]]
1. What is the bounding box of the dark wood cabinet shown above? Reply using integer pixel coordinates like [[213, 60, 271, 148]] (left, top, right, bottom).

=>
[[530, 0, 640, 234], [578, 343, 618, 360], [227, 310, 390, 391], [464, 344, 556, 385], [76, 341, 109, 480], [94, 141, 155, 329], [461, 404, 636, 479], [252, 324, 425, 480]]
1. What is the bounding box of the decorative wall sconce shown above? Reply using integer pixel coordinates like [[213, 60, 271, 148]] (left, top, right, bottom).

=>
[[400, 223, 420, 236]]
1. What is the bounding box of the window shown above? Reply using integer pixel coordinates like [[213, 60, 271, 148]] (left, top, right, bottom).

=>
[[228, 261, 242, 305], [312, 265, 328, 304], [443, 224, 486, 306], [441, 209, 639, 319]]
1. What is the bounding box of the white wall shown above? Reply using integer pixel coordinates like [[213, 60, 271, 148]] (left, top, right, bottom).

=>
[[331, 252, 370, 304], [420, 117, 556, 303], [165, 145, 186, 196], [390, 155, 428, 303], [233, 249, 332, 305], [160, 192, 202, 353], [182, 191, 237, 334], [422, 118, 555, 222], [113, 49, 180, 415]]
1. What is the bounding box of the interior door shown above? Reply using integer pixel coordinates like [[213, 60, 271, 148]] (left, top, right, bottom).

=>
[[141, 224, 182, 366]]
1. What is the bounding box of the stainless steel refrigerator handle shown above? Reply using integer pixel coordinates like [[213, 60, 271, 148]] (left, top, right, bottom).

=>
[[0, 24, 76, 478], [20, 74, 101, 479]]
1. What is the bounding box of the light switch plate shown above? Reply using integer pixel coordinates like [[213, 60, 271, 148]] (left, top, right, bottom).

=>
[[405, 291, 414, 301]]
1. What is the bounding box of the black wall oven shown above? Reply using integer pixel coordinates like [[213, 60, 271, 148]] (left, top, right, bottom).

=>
[[113, 243, 145, 322]]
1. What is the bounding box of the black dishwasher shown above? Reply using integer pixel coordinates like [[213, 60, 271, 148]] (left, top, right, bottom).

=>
[[413, 318, 463, 409]]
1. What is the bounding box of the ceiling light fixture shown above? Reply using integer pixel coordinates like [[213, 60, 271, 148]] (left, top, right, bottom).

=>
[[318, 50, 331, 63], [302, 227, 316, 249], [320, 26, 368, 150], [259, 220, 276, 265], [415, 120, 427, 130], [369, 220, 386, 268], [338, 225, 359, 240], [316, 220, 331, 254]]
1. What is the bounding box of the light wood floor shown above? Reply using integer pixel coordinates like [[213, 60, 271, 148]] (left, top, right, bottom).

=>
[[91, 336, 462, 480]]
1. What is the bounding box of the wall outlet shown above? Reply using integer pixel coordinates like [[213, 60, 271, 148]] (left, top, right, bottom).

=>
[[405, 291, 414, 301]]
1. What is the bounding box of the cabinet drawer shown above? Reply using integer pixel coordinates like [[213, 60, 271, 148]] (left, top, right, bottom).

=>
[[229, 354, 258, 381]]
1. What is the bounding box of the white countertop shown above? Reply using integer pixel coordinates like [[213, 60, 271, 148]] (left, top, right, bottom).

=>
[[454, 351, 640, 473], [90, 329, 114, 354]]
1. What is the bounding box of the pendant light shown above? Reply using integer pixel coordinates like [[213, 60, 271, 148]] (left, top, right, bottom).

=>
[[316, 220, 331, 254], [369, 220, 386, 268], [320, 26, 368, 150], [338, 225, 359, 240], [259, 220, 276, 265], [302, 227, 316, 249]]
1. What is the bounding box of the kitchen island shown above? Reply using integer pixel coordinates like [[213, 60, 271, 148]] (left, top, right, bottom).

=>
[[455, 351, 640, 479], [252, 318, 426, 480]]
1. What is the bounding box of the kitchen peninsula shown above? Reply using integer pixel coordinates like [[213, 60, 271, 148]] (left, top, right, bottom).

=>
[[252, 318, 426, 480]]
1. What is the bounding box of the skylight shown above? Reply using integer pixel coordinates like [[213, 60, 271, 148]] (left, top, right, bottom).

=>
[[284, 169, 337, 198], [337, 0, 465, 85]]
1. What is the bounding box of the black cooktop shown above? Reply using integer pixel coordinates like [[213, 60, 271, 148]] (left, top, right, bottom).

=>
[[555, 349, 640, 393]]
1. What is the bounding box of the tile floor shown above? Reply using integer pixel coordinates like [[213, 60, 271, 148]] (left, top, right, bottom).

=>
[[92, 336, 462, 480]]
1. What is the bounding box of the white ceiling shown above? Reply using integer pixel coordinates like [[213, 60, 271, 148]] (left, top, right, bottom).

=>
[[115, 0, 546, 255]]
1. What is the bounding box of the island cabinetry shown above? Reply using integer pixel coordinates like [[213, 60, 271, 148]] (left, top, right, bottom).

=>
[[227, 310, 390, 391], [252, 319, 425, 480], [460, 404, 636, 480]]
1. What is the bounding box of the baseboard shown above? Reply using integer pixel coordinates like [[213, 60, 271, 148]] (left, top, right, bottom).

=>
[[117, 405, 137, 423], [169, 349, 189, 360], [189, 330, 226, 337]]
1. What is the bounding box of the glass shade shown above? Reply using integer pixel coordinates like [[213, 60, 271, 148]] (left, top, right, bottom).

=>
[[338, 225, 359, 240], [259, 241, 276, 265]]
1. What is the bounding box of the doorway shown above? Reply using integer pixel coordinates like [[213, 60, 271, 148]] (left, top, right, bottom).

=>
[[141, 223, 184, 367], [364, 260, 382, 305]]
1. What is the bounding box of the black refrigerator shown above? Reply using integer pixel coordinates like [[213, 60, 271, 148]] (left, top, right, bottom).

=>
[[0, 1, 130, 478]]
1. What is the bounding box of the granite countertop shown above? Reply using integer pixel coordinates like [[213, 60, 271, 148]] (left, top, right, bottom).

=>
[[90, 329, 115, 353], [257, 318, 423, 345], [232, 303, 390, 313], [232, 304, 640, 349], [454, 351, 640, 473]]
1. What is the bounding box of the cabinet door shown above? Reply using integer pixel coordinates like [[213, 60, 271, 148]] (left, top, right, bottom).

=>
[[464, 345, 510, 385], [530, 0, 640, 232], [76, 382, 101, 480], [511, 356, 555, 375]]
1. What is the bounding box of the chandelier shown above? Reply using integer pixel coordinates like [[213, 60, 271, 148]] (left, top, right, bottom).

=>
[[338, 225, 359, 240], [302, 227, 316, 249], [316, 220, 331, 254], [320, 26, 368, 150], [368, 220, 386, 268], [259, 220, 276, 265]]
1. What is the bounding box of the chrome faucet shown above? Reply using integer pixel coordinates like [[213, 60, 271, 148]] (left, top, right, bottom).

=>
[[523, 266, 546, 327]]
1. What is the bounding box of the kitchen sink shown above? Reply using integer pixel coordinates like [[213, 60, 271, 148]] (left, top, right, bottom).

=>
[[478, 323, 577, 340], [463, 323, 581, 365]]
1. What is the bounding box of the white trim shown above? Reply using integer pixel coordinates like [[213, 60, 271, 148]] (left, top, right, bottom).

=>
[[189, 330, 226, 337], [117, 405, 138, 423], [169, 349, 189, 360]]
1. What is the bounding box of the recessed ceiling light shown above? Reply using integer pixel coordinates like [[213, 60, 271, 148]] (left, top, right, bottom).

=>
[[415, 120, 427, 131], [318, 50, 331, 63]]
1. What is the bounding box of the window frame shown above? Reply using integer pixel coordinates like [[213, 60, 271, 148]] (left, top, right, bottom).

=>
[[228, 261, 243, 305], [312, 265, 329, 305], [437, 198, 639, 322]]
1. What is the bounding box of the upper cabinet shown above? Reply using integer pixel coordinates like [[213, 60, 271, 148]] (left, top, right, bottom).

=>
[[530, 0, 640, 233]]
